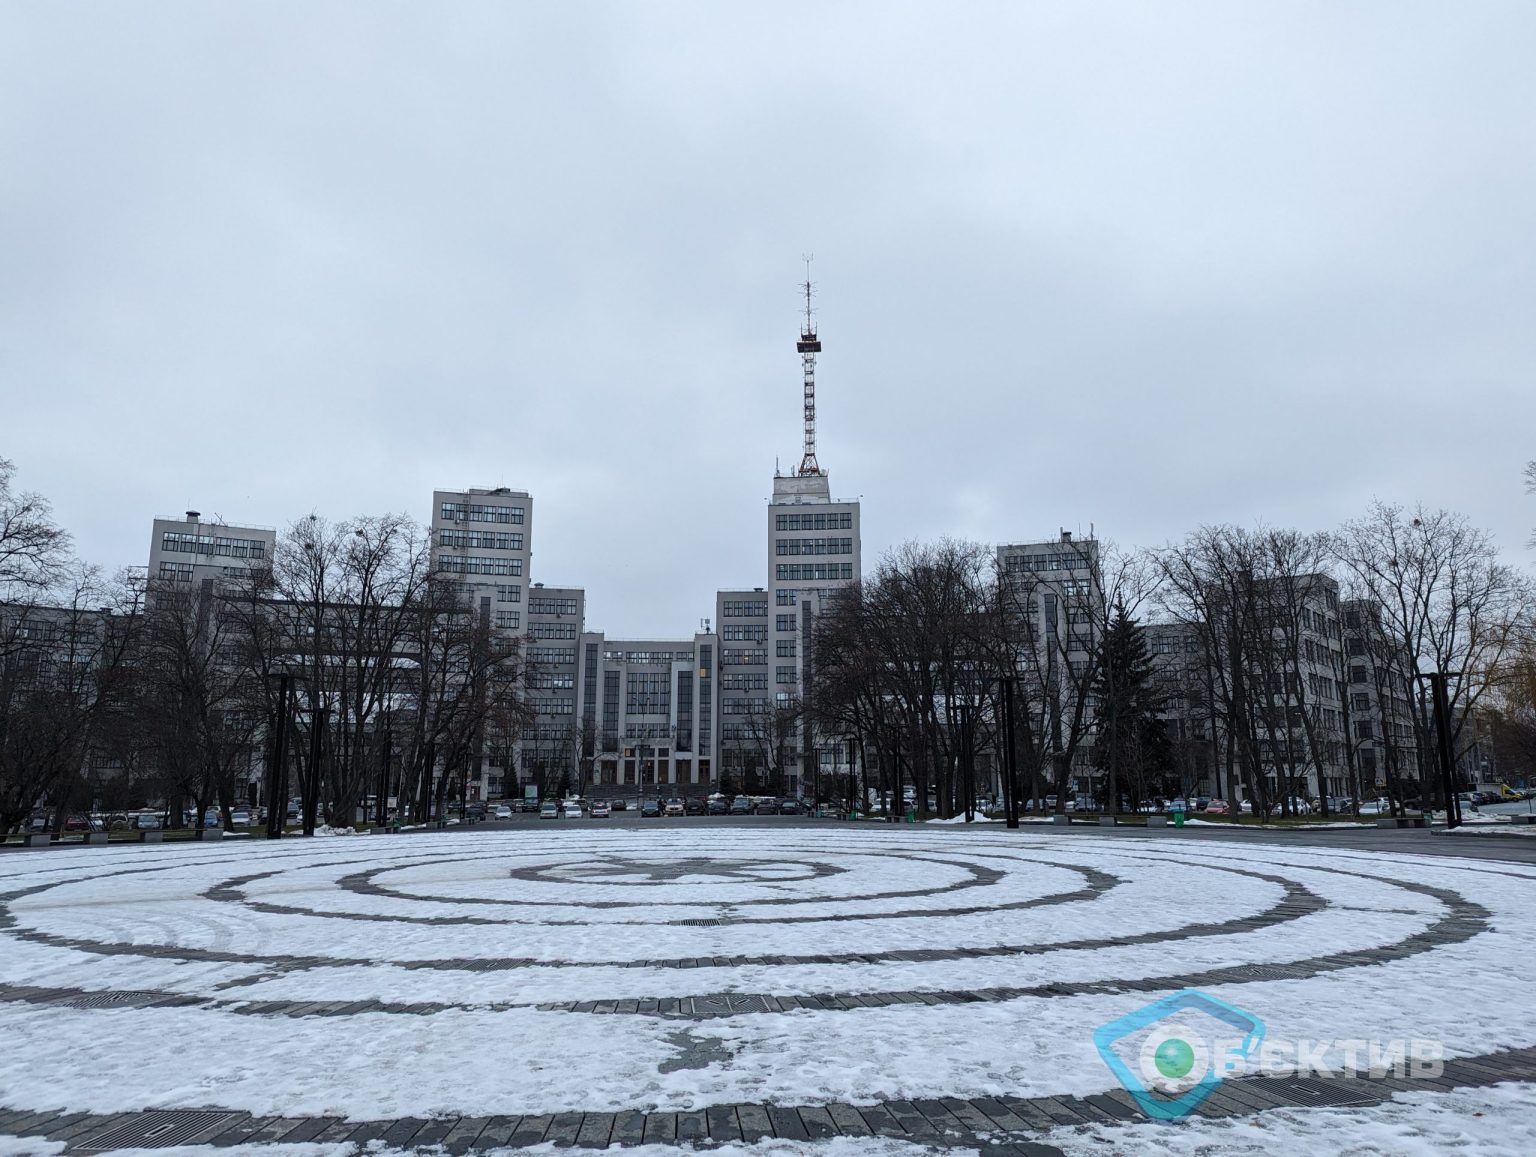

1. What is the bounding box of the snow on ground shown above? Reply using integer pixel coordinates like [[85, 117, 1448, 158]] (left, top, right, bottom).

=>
[[2, 829, 1536, 1137]]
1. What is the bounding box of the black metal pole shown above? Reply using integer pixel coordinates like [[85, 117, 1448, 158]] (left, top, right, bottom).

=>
[[1004, 675, 1021, 828], [962, 705, 975, 822], [375, 712, 391, 828], [266, 674, 290, 839], [1428, 672, 1462, 828], [303, 705, 327, 837]]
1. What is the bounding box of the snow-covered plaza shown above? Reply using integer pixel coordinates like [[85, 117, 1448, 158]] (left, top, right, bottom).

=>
[[3, 826, 1536, 1154]]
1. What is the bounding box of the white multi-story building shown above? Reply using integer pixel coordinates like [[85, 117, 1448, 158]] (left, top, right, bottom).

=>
[[147, 510, 274, 589], [428, 487, 531, 619]]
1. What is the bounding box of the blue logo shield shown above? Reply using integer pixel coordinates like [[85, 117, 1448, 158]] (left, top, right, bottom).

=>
[[1093, 989, 1265, 1119]]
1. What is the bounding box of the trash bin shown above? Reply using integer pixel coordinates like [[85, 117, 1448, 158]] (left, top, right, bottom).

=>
[[905, 808, 917, 824], [1172, 809, 1186, 827]]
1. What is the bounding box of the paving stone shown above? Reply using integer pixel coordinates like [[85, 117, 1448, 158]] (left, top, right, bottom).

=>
[[824, 1102, 874, 1137], [675, 1109, 709, 1142], [307, 1118, 364, 1144], [205, 1115, 277, 1146], [641, 1112, 677, 1144], [969, 1096, 1034, 1133], [277, 1117, 343, 1143], [885, 1100, 943, 1138], [797, 1105, 839, 1139], [704, 1104, 743, 1143], [609, 1110, 648, 1146], [944, 1096, 1013, 1134], [543, 1111, 585, 1147], [410, 1117, 460, 1148], [508, 1114, 552, 1146], [575, 1112, 615, 1149], [380, 1117, 429, 1147], [342, 1120, 394, 1146], [735, 1104, 774, 1142], [766, 1105, 809, 1141], [469, 1116, 522, 1149]]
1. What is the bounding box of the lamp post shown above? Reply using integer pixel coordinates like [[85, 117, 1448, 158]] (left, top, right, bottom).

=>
[[375, 706, 392, 829], [264, 673, 293, 839], [303, 701, 328, 837]]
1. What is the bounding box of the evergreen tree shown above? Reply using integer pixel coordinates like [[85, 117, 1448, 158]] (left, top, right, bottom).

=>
[[1092, 603, 1163, 811]]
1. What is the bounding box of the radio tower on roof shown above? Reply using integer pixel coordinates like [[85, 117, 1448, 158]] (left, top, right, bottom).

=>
[[795, 256, 825, 477]]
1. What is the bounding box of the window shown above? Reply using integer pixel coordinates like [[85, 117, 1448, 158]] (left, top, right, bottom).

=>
[[1355, 720, 1374, 740], [722, 624, 767, 642], [776, 639, 797, 658], [776, 665, 797, 684], [160, 531, 267, 558], [721, 648, 767, 666], [776, 589, 798, 606], [775, 512, 852, 531], [1352, 694, 1371, 712], [534, 697, 574, 716], [722, 600, 768, 617], [775, 537, 854, 556], [721, 697, 769, 715], [1350, 665, 1368, 684], [158, 561, 194, 582], [529, 673, 575, 689], [528, 647, 575, 664], [493, 610, 520, 629], [437, 556, 522, 576], [775, 563, 853, 582], [437, 529, 523, 551], [440, 502, 524, 524], [721, 673, 768, 691], [775, 614, 797, 633], [1346, 637, 1365, 656], [529, 622, 577, 640], [495, 585, 522, 603], [528, 596, 580, 616], [626, 671, 670, 714]]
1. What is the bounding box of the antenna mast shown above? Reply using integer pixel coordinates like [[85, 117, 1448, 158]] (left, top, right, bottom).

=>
[[795, 255, 824, 476]]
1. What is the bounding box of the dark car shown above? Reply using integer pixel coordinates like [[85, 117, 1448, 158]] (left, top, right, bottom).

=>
[[779, 798, 803, 815], [729, 796, 752, 815], [610, 799, 628, 812], [707, 799, 729, 816], [684, 798, 705, 816], [754, 798, 780, 815], [640, 799, 662, 818]]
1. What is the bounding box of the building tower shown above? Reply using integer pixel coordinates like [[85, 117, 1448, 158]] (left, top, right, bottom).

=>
[[796, 257, 824, 477]]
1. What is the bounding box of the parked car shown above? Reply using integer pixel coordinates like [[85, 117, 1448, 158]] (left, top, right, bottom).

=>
[[1204, 799, 1230, 815], [62, 814, 92, 833], [663, 798, 685, 817], [494, 804, 513, 820], [539, 801, 560, 819], [640, 799, 662, 818], [133, 812, 162, 830], [231, 809, 252, 826], [559, 799, 583, 817], [779, 798, 803, 815], [754, 798, 780, 815], [707, 798, 729, 816], [589, 800, 611, 818], [1168, 798, 1191, 813], [729, 796, 753, 815], [610, 799, 627, 812], [684, 797, 705, 816]]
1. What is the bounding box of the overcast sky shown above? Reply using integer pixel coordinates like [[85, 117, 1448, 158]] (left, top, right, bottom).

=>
[[4, 1, 1534, 636]]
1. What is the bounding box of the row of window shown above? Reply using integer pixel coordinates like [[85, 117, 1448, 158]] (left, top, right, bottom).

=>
[[529, 597, 580, 616], [495, 584, 522, 603], [530, 622, 578, 639], [1004, 552, 1094, 572], [604, 650, 693, 664], [721, 600, 768, 617], [774, 537, 853, 556], [776, 640, 797, 658], [721, 648, 768, 666], [722, 624, 768, 642], [775, 563, 853, 582], [437, 556, 523, 576], [775, 512, 852, 531], [440, 502, 524, 524], [528, 647, 576, 665], [493, 611, 520, 629], [776, 665, 797, 684], [626, 671, 670, 714], [534, 697, 574, 715], [775, 614, 797, 632], [721, 673, 768, 690], [721, 697, 769, 715], [437, 530, 524, 552], [776, 589, 797, 605], [529, 673, 575, 689], [161, 532, 266, 559]]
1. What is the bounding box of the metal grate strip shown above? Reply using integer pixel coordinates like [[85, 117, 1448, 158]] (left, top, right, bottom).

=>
[[75, 1110, 238, 1150]]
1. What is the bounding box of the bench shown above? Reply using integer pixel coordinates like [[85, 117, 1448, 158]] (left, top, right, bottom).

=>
[[138, 829, 163, 843], [21, 832, 50, 848]]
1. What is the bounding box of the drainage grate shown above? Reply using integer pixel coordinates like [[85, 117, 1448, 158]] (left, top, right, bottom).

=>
[[693, 993, 771, 1014], [63, 990, 170, 1009], [75, 1111, 239, 1150], [1249, 1077, 1381, 1108], [679, 919, 722, 927]]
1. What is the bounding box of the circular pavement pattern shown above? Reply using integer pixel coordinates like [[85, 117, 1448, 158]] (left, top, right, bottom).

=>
[[2, 827, 1536, 1140]]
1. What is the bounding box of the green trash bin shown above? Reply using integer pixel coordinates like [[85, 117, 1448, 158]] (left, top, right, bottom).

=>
[[1172, 809, 1186, 827], [905, 808, 917, 824]]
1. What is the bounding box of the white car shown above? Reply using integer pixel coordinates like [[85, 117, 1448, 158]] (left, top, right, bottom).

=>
[[539, 802, 560, 819], [494, 804, 512, 820]]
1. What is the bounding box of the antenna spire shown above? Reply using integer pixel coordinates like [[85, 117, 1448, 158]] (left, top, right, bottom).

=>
[[795, 254, 825, 477]]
